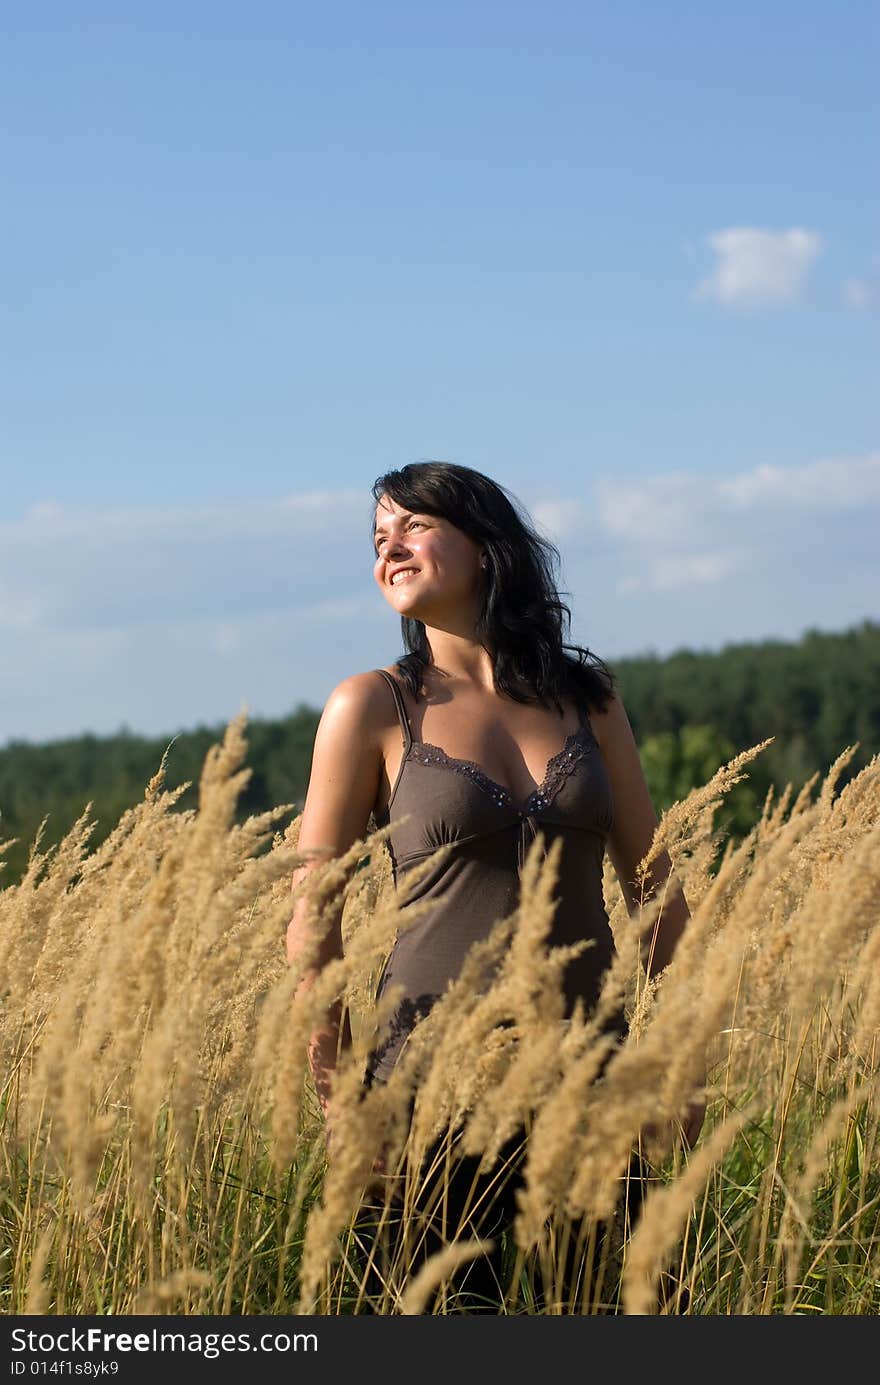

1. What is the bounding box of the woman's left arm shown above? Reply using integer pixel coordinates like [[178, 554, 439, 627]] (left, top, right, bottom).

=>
[[593, 690, 690, 979], [592, 690, 705, 1146]]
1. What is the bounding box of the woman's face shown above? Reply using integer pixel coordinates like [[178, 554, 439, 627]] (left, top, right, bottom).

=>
[[372, 494, 485, 619]]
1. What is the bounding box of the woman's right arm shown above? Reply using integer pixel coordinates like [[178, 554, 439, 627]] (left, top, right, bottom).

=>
[[286, 672, 387, 1123]]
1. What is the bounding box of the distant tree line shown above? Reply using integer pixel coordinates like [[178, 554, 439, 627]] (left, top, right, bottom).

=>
[[0, 618, 876, 890]]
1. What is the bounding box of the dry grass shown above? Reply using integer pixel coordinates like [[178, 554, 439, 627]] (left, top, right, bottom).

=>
[[0, 713, 877, 1315]]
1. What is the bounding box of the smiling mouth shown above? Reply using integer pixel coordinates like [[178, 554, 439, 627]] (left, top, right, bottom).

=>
[[390, 569, 420, 586]]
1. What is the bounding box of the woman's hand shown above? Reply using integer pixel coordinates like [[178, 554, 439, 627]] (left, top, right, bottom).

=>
[[679, 1095, 706, 1150], [324, 1101, 391, 1193], [641, 1082, 707, 1155], [364, 1149, 388, 1195], [680, 1065, 708, 1149]]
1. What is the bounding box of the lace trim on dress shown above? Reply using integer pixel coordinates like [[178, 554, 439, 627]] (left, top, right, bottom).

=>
[[408, 723, 597, 815]]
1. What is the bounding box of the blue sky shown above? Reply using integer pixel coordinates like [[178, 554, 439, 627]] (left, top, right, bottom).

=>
[[1, 2, 877, 745]]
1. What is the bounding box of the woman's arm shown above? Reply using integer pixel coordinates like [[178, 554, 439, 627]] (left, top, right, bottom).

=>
[[593, 691, 705, 1146], [593, 691, 690, 980], [286, 671, 387, 1120]]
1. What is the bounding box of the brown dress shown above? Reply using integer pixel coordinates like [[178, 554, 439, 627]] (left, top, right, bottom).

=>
[[365, 667, 621, 1087]]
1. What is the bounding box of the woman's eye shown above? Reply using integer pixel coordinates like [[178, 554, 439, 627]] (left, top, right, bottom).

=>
[[375, 521, 425, 555]]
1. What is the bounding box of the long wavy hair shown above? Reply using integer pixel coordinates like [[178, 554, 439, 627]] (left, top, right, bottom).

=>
[[370, 461, 617, 717]]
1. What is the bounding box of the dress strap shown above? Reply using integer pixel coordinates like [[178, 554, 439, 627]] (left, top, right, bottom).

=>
[[576, 697, 600, 748], [374, 669, 414, 754]]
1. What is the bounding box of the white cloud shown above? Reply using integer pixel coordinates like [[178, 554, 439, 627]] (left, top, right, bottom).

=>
[[24, 501, 65, 523], [212, 622, 241, 655], [599, 453, 880, 547], [181, 599, 385, 657], [717, 453, 880, 509], [0, 583, 45, 629], [613, 550, 742, 596], [530, 498, 586, 541], [595, 451, 879, 594], [616, 575, 643, 595], [596, 471, 715, 544], [296, 597, 385, 624], [0, 490, 379, 632], [843, 278, 872, 310], [3, 471, 876, 741], [692, 227, 823, 309], [6, 490, 368, 547], [652, 553, 737, 589], [842, 254, 880, 310]]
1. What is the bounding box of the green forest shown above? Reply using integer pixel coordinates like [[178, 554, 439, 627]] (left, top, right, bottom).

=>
[[1, 618, 877, 891]]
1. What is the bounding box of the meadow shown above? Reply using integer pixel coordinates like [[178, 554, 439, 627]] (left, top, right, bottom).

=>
[[1, 713, 878, 1314]]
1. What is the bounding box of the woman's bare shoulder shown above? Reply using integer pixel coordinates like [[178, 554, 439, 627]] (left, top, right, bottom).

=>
[[295, 670, 399, 860], [587, 688, 631, 753], [320, 667, 403, 741]]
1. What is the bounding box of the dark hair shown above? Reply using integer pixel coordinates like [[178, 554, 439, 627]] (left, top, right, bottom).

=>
[[370, 461, 617, 717]]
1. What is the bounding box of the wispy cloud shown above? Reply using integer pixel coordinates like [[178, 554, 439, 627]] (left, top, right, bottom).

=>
[[3, 469, 875, 742], [716, 453, 880, 509], [596, 471, 716, 545], [0, 492, 375, 632], [0, 490, 392, 743], [842, 254, 880, 310], [615, 552, 737, 596], [843, 278, 873, 310], [653, 552, 738, 589], [14, 490, 367, 544], [596, 452, 879, 593], [0, 587, 45, 629], [692, 227, 823, 309], [530, 498, 586, 541]]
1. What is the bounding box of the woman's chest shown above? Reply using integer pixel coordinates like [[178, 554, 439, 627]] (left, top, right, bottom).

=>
[[380, 729, 613, 861]]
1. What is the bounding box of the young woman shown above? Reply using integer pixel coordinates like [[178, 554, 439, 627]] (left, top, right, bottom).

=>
[[287, 461, 704, 1313]]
